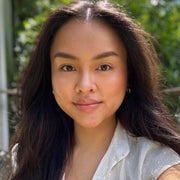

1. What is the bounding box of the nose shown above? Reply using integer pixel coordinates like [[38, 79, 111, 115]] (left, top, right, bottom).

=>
[[75, 72, 97, 94]]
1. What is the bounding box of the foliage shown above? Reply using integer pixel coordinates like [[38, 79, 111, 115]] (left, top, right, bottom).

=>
[[114, 0, 180, 120], [9, 0, 180, 131]]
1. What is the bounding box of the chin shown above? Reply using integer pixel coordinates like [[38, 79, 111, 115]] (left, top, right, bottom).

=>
[[76, 120, 103, 129]]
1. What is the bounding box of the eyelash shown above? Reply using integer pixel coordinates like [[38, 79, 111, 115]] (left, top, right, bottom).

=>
[[60, 65, 76, 72], [59, 64, 112, 72], [96, 64, 112, 71]]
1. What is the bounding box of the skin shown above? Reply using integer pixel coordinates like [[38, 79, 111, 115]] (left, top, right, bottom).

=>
[[51, 18, 127, 131], [158, 164, 180, 180], [50, 18, 180, 179], [51, 18, 127, 179]]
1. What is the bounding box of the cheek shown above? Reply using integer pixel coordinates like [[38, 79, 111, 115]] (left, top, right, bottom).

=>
[[108, 73, 127, 94], [106, 75, 127, 111], [52, 75, 59, 92], [52, 74, 69, 98], [52, 77, 70, 111]]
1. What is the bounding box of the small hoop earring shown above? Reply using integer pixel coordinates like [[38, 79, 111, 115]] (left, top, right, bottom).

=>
[[127, 88, 131, 94]]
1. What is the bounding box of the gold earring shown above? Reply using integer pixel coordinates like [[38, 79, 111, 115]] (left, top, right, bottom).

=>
[[127, 88, 131, 94]]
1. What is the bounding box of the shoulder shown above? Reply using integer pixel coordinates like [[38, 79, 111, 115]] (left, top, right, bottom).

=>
[[126, 134, 180, 179], [103, 124, 180, 180], [158, 164, 180, 180]]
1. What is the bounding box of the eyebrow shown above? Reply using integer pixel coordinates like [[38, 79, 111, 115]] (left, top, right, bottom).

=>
[[53, 51, 119, 60], [54, 52, 78, 60], [93, 51, 118, 60]]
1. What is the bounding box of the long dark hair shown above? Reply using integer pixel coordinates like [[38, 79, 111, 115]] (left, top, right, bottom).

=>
[[10, 1, 180, 179]]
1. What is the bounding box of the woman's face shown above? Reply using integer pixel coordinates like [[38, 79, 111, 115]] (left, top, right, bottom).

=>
[[51, 19, 127, 129]]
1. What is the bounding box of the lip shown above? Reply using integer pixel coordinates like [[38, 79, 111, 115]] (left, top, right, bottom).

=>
[[73, 99, 102, 112]]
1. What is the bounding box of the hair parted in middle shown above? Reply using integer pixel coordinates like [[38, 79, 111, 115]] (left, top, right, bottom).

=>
[[10, 1, 180, 180]]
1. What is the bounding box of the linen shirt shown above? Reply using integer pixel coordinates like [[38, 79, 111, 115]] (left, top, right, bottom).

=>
[[12, 123, 180, 180], [62, 123, 180, 180]]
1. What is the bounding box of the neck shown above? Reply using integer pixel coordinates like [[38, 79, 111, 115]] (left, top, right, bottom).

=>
[[74, 119, 117, 151], [65, 119, 117, 179]]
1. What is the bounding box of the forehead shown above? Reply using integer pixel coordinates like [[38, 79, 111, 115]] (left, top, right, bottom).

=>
[[50, 18, 126, 59], [55, 18, 118, 38], [57, 17, 116, 33]]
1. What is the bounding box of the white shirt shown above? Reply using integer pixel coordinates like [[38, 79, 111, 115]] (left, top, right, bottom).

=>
[[12, 123, 180, 180], [62, 123, 180, 180]]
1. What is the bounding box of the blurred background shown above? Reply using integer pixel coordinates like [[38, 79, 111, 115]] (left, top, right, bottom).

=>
[[0, 0, 180, 152]]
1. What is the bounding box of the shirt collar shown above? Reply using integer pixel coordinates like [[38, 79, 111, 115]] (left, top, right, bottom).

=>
[[92, 122, 130, 179]]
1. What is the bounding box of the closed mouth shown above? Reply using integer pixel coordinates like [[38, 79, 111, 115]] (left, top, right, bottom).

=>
[[73, 99, 102, 111]]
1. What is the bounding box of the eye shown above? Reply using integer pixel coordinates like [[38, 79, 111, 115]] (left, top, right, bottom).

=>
[[97, 64, 112, 71], [60, 65, 76, 72]]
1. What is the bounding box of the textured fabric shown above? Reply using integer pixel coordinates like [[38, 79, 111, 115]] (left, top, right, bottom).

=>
[[12, 123, 180, 180], [63, 123, 180, 180], [92, 123, 180, 180]]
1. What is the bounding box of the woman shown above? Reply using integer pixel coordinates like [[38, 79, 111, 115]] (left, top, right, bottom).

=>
[[10, 1, 180, 180]]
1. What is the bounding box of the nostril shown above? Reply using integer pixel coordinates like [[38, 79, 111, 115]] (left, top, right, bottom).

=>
[[75, 84, 96, 94], [74, 73, 97, 93]]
